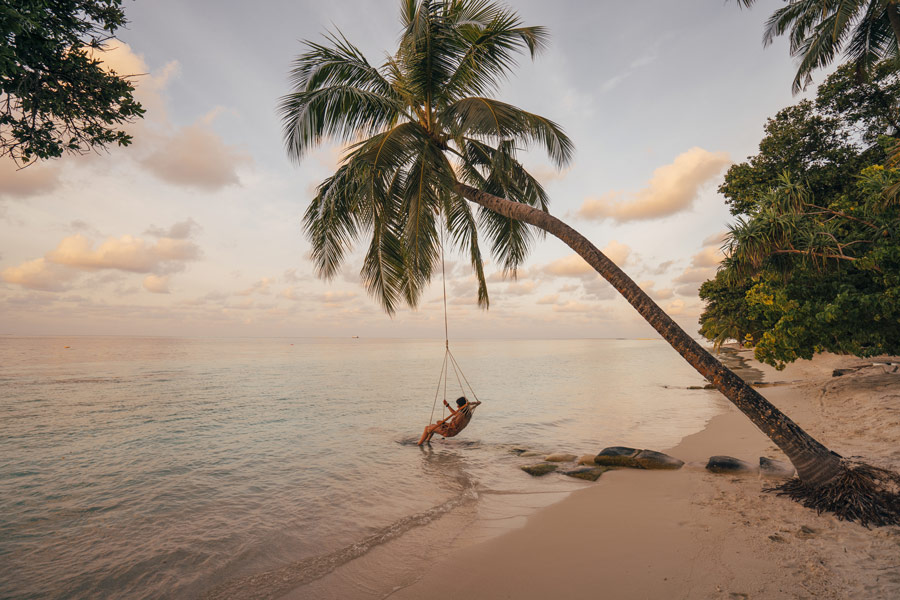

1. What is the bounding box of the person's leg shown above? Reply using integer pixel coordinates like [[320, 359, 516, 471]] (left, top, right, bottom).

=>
[[417, 425, 435, 446]]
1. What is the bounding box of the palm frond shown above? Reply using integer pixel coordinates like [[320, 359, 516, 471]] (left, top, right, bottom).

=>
[[444, 193, 490, 308], [845, 1, 898, 76], [279, 33, 407, 161], [303, 163, 367, 279], [442, 97, 573, 167], [361, 200, 408, 314], [442, 1, 548, 99]]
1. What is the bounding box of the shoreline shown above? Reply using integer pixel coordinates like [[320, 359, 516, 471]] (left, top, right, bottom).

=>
[[384, 350, 900, 599]]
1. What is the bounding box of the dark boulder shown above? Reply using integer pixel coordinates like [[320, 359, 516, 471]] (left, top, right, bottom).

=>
[[594, 446, 640, 467], [563, 467, 609, 481], [759, 456, 795, 478], [594, 447, 684, 470], [520, 463, 558, 477], [706, 455, 756, 474], [634, 449, 684, 470]]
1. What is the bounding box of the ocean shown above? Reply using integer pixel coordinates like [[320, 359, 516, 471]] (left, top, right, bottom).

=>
[[0, 336, 729, 599]]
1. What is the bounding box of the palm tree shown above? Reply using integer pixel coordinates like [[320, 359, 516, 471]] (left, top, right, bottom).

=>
[[280, 0, 900, 525], [736, 0, 900, 93]]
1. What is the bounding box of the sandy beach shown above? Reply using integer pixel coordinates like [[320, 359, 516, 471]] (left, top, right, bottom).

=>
[[387, 350, 900, 600]]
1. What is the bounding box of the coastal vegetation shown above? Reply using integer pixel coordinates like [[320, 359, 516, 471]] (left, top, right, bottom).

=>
[[700, 62, 900, 367], [0, 0, 144, 164], [281, 0, 900, 525]]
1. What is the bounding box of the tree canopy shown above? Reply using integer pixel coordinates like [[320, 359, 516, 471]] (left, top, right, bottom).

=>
[[0, 0, 144, 164], [702, 62, 900, 368], [280, 0, 572, 313]]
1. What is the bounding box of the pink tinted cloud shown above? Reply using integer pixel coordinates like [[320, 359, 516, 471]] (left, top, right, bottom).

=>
[[578, 147, 730, 222]]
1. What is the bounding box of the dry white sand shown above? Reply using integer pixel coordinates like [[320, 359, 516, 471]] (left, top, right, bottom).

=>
[[387, 351, 900, 600]]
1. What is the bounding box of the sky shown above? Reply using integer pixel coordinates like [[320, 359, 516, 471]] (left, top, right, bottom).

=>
[[0, 0, 819, 340]]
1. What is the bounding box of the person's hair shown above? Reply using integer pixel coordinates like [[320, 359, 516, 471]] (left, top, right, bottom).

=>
[[456, 397, 467, 407]]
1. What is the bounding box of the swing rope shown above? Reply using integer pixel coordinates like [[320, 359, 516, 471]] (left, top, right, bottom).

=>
[[425, 224, 480, 427]]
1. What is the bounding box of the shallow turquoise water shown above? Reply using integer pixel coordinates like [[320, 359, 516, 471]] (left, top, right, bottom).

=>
[[0, 336, 723, 599]]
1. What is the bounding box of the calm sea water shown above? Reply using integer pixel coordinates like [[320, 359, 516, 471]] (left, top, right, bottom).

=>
[[0, 336, 728, 599]]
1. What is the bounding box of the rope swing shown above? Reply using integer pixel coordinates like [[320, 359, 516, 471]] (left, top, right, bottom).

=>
[[422, 227, 481, 438]]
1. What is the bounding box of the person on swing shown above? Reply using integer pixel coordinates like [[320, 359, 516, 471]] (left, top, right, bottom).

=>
[[417, 396, 482, 445]]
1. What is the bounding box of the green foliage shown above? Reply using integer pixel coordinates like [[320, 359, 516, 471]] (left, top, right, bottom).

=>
[[719, 62, 899, 216], [706, 60, 900, 368], [702, 167, 900, 368], [281, 0, 571, 314], [0, 0, 144, 163]]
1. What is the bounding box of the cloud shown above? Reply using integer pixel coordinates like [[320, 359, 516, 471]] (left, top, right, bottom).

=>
[[1, 223, 202, 292], [236, 277, 275, 296], [143, 274, 170, 294], [91, 42, 249, 192], [666, 298, 687, 315], [543, 254, 593, 278], [505, 280, 537, 295], [553, 301, 597, 314], [702, 230, 729, 247], [1, 258, 78, 291], [673, 267, 712, 285], [601, 53, 657, 93], [583, 278, 616, 300], [639, 280, 674, 301], [671, 236, 727, 297], [283, 268, 307, 284], [145, 218, 199, 240], [280, 286, 304, 301], [541, 241, 629, 280], [318, 291, 357, 304], [91, 40, 177, 126], [691, 245, 725, 268], [649, 259, 676, 276], [528, 165, 572, 185], [45, 233, 200, 273], [0, 161, 62, 199], [537, 294, 559, 305], [601, 240, 631, 267], [141, 112, 251, 191], [578, 147, 730, 222]]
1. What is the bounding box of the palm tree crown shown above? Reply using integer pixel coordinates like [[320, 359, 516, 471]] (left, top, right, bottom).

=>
[[280, 0, 573, 314], [737, 0, 900, 93]]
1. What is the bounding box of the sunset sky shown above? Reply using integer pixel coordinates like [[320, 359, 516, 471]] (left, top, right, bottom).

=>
[[1, 0, 818, 339]]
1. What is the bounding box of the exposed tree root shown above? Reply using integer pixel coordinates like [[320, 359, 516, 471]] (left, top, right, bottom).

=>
[[769, 460, 900, 527]]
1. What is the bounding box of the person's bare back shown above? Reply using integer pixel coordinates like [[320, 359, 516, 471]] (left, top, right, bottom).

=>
[[417, 397, 481, 445]]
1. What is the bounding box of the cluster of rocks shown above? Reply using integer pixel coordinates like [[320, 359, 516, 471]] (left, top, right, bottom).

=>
[[516, 446, 684, 481], [515, 446, 796, 481]]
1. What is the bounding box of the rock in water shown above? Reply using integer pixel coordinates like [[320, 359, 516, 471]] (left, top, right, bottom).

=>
[[594, 446, 641, 467], [564, 467, 609, 481], [634, 449, 684, 470], [706, 455, 756, 474], [759, 456, 795, 478], [576, 454, 598, 466], [521, 463, 558, 476], [594, 447, 684, 470], [544, 453, 577, 462]]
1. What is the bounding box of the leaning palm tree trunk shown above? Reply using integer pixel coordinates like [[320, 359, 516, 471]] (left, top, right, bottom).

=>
[[454, 182, 848, 483]]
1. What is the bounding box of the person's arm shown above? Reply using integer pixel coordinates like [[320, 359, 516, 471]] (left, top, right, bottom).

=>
[[442, 399, 459, 415], [469, 400, 482, 407]]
